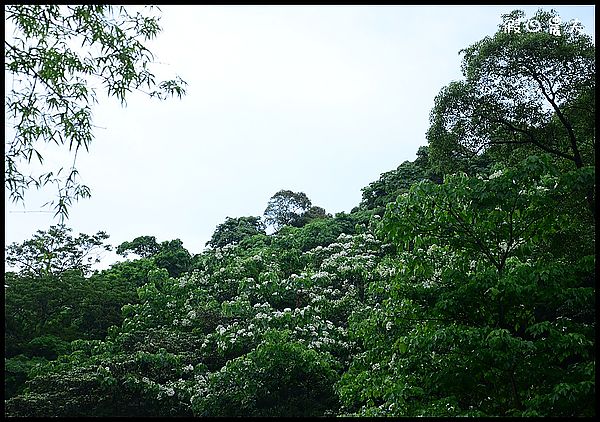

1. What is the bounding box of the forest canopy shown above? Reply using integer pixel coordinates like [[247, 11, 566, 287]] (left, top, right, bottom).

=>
[[4, 8, 595, 418]]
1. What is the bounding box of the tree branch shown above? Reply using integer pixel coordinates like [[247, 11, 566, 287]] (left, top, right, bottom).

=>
[[522, 63, 584, 168], [493, 118, 575, 162]]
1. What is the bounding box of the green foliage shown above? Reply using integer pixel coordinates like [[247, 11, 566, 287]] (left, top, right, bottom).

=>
[[5, 355, 49, 399], [275, 211, 371, 253], [4, 235, 159, 400], [382, 155, 567, 269], [4, 270, 139, 346], [360, 147, 444, 214], [153, 239, 192, 278], [93, 257, 158, 288], [191, 330, 340, 417], [4, 9, 594, 417], [427, 9, 595, 175], [206, 216, 266, 248], [263, 189, 323, 231], [299, 205, 330, 225], [5, 270, 91, 358], [116, 235, 192, 278], [338, 156, 595, 417], [116, 236, 161, 258], [6, 213, 393, 416], [5, 225, 111, 276], [5, 5, 187, 219], [5, 156, 594, 416]]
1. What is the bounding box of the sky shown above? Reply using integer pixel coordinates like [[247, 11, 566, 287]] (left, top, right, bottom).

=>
[[4, 5, 596, 270]]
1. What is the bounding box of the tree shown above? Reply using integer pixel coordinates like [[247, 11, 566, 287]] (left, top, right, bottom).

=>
[[300, 205, 330, 223], [359, 147, 449, 214], [4, 210, 390, 417], [338, 156, 595, 416], [4, 264, 144, 358], [4, 250, 156, 402], [4, 266, 140, 399], [192, 331, 340, 417], [360, 158, 428, 213], [116, 235, 192, 278], [92, 257, 158, 288], [5, 225, 111, 277], [263, 190, 314, 231], [4, 270, 88, 359], [5, 5, 187, 220], [116, 235, 161, 258], [427, 9, 595, 176], [153, 239, 192, 278], [206, 216, 266, 249]]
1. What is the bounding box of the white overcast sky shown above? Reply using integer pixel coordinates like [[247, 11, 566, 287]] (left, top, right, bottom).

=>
[[4, 5, 595, 269]]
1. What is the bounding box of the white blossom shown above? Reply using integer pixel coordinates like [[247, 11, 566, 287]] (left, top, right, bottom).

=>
[[489, 170, 503, 179]]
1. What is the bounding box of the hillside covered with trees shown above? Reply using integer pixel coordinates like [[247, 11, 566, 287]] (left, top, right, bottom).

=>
[[4, 8, 595, 417]]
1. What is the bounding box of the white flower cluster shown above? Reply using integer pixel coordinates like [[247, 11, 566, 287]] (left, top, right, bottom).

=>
[[489, 169, 503, 179], [310, 271, 331, 282], [156, 382, 177, 400], [377, 263, 397, 279]]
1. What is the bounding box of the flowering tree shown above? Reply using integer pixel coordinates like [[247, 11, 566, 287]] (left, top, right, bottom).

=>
[[337, 156, 595, 417], [6, 213, 397, 417]]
